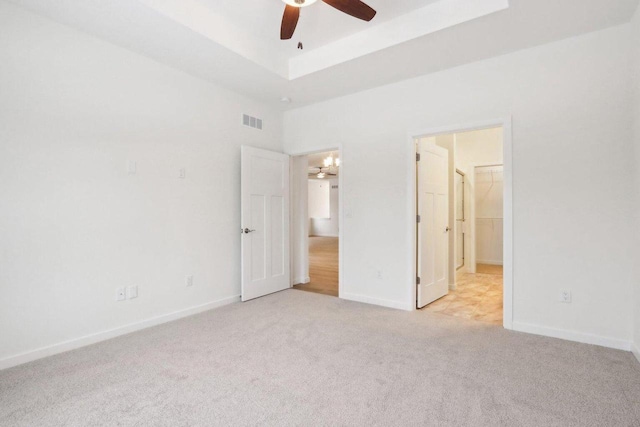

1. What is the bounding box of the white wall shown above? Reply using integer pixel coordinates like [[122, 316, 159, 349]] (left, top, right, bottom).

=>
[[284, 25, 636, 348], [308, 179, 331, 219], [631, 5, 640, 360], [0, 2, 283, 367], [455, 128, 504, 171], [310, 178, 339, 237]]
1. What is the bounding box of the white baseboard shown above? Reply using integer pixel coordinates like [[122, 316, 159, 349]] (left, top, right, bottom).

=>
[[342, 292, 413, 311], [0, 295, 240, 371], [512, 321, 631, 351], [632, 343, 640, 365]]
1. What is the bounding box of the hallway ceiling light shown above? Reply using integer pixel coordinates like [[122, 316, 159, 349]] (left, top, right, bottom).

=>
[[323, 154, 340, 168], [310, 153, 340, 179]]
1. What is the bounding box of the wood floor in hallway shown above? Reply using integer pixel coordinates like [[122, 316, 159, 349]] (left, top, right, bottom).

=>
[[423, 264, 504, 325], [293, 236, 339, 297]]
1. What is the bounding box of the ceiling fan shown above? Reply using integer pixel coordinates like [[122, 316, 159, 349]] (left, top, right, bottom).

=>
[[280, 0, 377, 40], [308, 166, 338, 179], [309, 153, 340, 178]]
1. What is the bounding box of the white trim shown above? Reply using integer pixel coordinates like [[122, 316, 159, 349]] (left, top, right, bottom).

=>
[[287, 145, 344, 300], [0, 295, 240, 371], [512, 321, 631, 351], [408, 118, 514, 330], [288, 155, 309, 288], [342, 292, 413, 311], [476, 260, 504, 266], [502, 119, 514, 330], [632, 343, 640, 365]]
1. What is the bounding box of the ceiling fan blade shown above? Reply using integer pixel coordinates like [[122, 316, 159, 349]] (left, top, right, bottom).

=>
[[281, 5, 300, 40], [322, 0, 376, 21]]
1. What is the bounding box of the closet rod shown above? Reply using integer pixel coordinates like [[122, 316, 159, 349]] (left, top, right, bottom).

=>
[[475, 164, 503, 168]]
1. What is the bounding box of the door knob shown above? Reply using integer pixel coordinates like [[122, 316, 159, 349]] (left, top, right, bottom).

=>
[[445, 227, 451, 232], [242, 228, 256, 234]]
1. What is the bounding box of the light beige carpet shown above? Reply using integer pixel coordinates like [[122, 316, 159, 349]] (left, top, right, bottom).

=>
[[1, 290, 639, 426]]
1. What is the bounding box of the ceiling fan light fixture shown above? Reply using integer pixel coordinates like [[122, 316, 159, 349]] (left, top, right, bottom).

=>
[[317, 172, 326, 179], [282, 0, 319, 8], [281, 0, 376, 40]]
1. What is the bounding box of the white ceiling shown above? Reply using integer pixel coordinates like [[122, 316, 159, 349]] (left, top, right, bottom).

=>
[[9, 0, 640, 108], [130, 0, 507, 79]]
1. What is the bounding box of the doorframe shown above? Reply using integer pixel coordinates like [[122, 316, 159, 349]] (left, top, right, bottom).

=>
[[455, 168, 466, 272], [407, 118, 513, 330], [287, 145, 343, 299]]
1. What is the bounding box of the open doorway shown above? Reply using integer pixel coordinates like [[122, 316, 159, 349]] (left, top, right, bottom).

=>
[[416, 127, 505, 325], [292, 151, 340, 297]]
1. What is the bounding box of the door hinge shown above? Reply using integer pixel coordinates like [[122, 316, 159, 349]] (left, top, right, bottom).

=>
[[417, 277, 421, 285], [417, 215, 421, 223], [416, 153, 421, 162]]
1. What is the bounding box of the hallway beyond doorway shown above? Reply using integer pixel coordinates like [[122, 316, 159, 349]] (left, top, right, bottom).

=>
[[293, 237, 338, 297], [423, 265, 503, 325]]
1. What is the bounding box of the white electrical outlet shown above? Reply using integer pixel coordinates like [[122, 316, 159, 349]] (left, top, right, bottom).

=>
[[127, 285, 138, 299], [559, 290, 572, 303], [186, 275, 194, 287], [116, 287, 126, 301]]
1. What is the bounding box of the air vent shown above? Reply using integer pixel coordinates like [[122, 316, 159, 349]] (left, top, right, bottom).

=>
[[242, 114, 263, 130]]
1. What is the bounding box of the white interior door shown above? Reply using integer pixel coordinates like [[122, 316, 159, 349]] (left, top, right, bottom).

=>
[[241, 146, 290, 301], [417, 140, 449, 309]]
